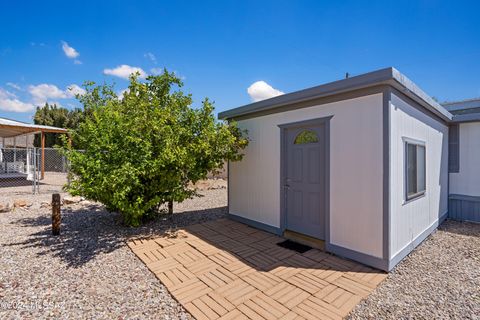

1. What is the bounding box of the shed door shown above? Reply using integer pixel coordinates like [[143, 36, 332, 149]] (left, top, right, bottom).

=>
[[284, 124, 327, 239]]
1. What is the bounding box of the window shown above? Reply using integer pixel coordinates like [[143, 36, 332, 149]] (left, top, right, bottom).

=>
[[294, 130, 318, 144], [405, 140, 426, 200], [449, 125, 459, 173]]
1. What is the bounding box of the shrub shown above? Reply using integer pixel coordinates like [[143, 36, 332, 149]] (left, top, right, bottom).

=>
[[63, 70, 248, 226]]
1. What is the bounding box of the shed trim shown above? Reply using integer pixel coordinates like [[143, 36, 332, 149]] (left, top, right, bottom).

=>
[[278, 116, 332, 241], [388, 212, 447, 270], [382, 88, 391, 261], [227, 213, 282, 235], [326, 243, 389, 271]]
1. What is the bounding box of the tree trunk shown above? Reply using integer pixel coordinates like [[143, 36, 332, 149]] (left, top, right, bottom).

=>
[[168, 200, 173, 215]]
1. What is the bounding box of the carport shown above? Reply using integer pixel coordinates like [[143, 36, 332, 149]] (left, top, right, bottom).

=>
[[0, 117, 68, 182]]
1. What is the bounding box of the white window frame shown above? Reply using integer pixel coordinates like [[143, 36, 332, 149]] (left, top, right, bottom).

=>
[[403, 137, 426, 202]]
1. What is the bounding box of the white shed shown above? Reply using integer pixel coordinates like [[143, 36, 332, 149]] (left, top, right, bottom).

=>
[[219, 67, 458, 271]]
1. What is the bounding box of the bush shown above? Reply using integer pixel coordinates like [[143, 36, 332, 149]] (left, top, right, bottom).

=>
[[63, 70, 248, 226]]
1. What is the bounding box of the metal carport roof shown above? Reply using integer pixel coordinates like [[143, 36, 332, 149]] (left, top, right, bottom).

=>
[[0, 117, 68, 138]]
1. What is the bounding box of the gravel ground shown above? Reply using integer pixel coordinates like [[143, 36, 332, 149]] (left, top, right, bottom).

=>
[[2, 184, 478, 319], [0, 187, 227, 319], [348, 220, 480, 319], [0, 172, 67, 199]]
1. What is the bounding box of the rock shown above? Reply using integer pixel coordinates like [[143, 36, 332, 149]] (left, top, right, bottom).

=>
[[63, 196, 82, 205], [40, 201, 51, 208], [0, 203, 11, 212], [13, 199, 31, 208]]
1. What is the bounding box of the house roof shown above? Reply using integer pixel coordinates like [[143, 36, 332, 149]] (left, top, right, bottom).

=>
[[442, 98, 480, 123], [442, 97, 480, 113], [218, 67, 453, 122], [0, 117, 68, 138], [443, 97, 480, 110]]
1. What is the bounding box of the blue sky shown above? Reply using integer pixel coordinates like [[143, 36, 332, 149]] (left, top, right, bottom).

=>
[[0, 0, 479, 122]]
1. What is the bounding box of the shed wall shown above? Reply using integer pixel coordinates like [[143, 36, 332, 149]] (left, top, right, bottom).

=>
[[389, 93, 448, 261], [229, 93, 384, 258]]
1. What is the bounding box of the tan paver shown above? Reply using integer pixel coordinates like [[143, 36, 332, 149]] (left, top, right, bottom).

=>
[[128, 219, 387, 319]]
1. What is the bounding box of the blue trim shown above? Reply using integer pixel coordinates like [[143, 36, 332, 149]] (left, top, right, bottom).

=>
[[388, 212, 448, 270], [449, 194, 480, 222], [227, 213, 282, 235], [449, 194, 480, 201], [326, 243, 389, 271]]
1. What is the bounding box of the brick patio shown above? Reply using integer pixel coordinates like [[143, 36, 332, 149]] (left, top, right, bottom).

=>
[[128, 219, 387, 320]]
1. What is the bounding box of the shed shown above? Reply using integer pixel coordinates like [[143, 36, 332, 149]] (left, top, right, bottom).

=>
[[219, 67, 458, 271]]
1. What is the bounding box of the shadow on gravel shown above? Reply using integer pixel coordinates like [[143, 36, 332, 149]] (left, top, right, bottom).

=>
[[439, 219, 480, 237], [6, 204, 227, 268]]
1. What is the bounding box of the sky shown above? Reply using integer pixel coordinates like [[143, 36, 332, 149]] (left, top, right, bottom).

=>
[[0, 0, 479, 122]]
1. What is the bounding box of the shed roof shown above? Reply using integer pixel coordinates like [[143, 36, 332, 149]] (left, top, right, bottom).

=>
[[0, 117, 68, 138], [219, 67, 453, 122]]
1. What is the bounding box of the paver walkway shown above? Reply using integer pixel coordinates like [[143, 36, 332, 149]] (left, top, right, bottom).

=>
[[128, 219, 387, 320]]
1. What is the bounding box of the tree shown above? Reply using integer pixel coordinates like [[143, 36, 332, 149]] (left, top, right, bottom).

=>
[[63, 70, 248, 226], [33, 103, 84, 148]]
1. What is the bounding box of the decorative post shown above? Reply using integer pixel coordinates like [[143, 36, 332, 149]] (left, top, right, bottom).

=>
[[52, 193, 61, 235]]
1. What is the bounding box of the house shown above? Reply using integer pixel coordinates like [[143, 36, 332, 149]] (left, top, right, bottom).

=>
[[443, 98, 480, 222], [219, 67, 480, 272]]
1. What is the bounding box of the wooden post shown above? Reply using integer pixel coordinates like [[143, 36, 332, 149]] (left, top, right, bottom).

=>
[[41, 131, 45, 179], [168, 200, 173, 215], [13, 137, 16, 163], [67, 133, 72, 147], [52, 193, 61, 235]]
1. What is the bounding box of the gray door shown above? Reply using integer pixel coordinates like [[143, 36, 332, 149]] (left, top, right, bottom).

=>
[[284, 123, 327, 239]]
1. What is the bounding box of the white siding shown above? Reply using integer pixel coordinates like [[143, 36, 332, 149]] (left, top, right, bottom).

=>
[[389, 93, 448, 259], [229, 93, 384, 258], [450, 122, 480, 196]]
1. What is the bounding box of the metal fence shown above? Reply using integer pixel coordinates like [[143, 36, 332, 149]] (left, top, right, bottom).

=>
[[0, 147, 68, 195]]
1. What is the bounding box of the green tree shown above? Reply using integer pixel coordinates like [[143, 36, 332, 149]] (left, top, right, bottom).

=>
[[63, 70, 248, 226], [33, 103, 84, 148]]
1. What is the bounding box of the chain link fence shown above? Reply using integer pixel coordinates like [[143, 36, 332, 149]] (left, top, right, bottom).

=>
[[0, 147, 68, 196]]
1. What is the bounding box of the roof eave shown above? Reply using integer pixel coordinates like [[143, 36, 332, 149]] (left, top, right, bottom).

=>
[[219, 67, 453, 122], [452, 113, 480, 123]]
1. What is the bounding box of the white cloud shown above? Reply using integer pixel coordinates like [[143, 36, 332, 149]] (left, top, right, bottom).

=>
[[247, 81, 284, 102], [66, 84, 86, 97], [103, 65, 147, 79], [28, 84, 67, 103], [0, 88, 35, 112], [74, 59, 82, 65], [117, 88, 129, 100], [6, 82, 21, 90], [28, 83, 85, 104], [61, 41, 80, 59], [144, 52, 157, 64], [0, 88, 16, 99], [150, 67, 163, 75], [0, 98, 35, 112], [0, 81, 83, 112]]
